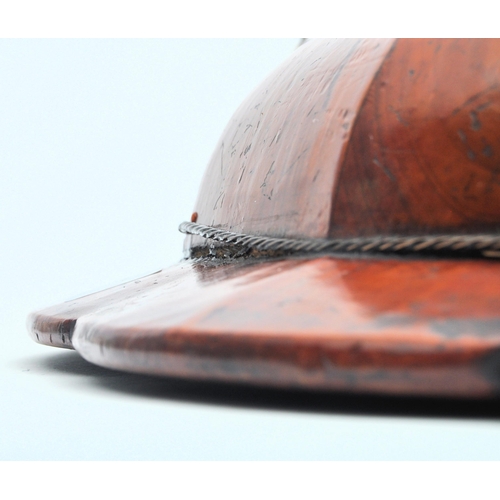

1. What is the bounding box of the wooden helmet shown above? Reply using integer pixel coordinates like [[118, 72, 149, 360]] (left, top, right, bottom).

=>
[[29, 39, 500, 398]]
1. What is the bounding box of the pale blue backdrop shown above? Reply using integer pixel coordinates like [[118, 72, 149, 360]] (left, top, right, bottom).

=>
[[1, 39, 500, 460]]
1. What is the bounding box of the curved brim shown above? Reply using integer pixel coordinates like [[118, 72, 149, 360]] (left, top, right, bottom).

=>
[[28, 255, 500, 398]]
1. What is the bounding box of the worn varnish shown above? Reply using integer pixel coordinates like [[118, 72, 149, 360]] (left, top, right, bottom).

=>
[[29, 256, 500, 397], [188, 38, 500, 251], [332, 38, 500, 237], [188, 38, 394, 248], [29, 39, 500, 398]]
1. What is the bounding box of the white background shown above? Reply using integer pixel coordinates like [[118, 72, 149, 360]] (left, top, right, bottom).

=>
[[2, 38, 500, 462]]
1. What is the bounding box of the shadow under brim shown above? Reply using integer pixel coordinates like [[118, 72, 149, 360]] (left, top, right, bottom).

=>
[[16, 350, 500, 420]]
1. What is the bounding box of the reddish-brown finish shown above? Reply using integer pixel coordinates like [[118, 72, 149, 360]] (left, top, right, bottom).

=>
[[29, 256, 500, 397], [332, 38, 500, 237], [188, 38, 500, 252], [28, 39, 500, 398], [188, 38, 394, 250]]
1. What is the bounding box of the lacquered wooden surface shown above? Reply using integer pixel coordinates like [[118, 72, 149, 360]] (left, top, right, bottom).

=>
[[29, 256, 500, 398], [28, 39, 500, 398], [332, 38, 500, 237], [188, 38, 500, 253], [187, 38, 394, 251]]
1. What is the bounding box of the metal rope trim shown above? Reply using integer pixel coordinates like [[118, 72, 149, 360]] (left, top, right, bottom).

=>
[[179, 221, 500, 259]]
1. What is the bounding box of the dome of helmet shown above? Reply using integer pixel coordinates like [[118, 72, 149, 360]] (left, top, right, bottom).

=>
[[187, 38, 500, 254]]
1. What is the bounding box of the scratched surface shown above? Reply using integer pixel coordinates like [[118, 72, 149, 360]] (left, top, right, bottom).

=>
[[331, 38, 500, 237], [189, 39, 500, 248], [26, 39, 500, 398], [29, 255, 500, 398], [190, 38, 394, 246]]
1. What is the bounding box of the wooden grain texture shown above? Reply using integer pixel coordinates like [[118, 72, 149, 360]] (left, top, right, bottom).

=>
[[189, 38, 500, 249], [29, 256, 500, 398], [331, 38, 500, 237], [28, 38, 500, 398], [188, 38, 395, 251]]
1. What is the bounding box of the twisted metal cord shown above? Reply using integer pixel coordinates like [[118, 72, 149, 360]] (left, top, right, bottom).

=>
[[179, 221, 500, 259]]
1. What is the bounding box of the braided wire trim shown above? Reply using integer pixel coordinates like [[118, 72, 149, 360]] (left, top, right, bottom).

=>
[[179, 221, 500, 259]]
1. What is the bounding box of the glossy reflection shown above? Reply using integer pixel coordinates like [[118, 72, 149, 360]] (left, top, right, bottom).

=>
[[28, 255, 500, 398]]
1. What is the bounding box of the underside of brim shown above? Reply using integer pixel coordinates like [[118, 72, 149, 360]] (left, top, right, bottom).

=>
[[28, 255, 500, 398]]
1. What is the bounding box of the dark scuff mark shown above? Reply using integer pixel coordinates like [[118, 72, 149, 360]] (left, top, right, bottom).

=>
[[269, 129, 281, 147], [238, 165, 246, 184], [260, 161, 275, 192], [373, 158, 396, 182], [451, 85, 498, 115], [284, 147, 309, 174], [476, 101, 492, 112], [213, 191, 224, 210], [482, 145, 493, 158], [388, 106, 409, 126], [470, 111, 482, 131]]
